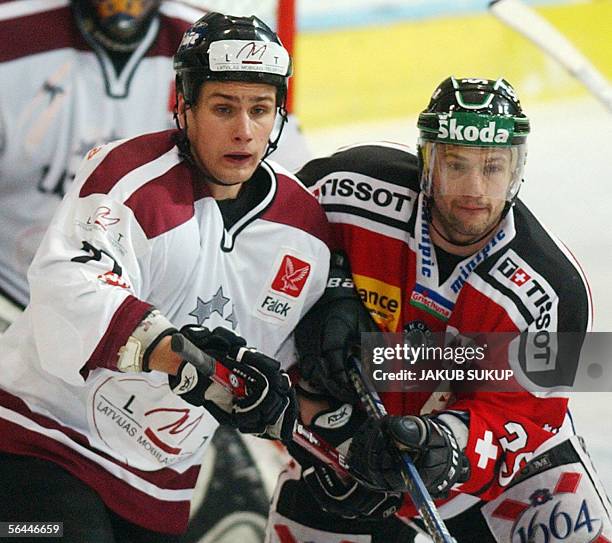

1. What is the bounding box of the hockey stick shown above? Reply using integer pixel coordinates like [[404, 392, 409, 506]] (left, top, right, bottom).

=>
[[488, 0, 612, 112], [171, 333, 352, 476], [345, 354, 456, 543]]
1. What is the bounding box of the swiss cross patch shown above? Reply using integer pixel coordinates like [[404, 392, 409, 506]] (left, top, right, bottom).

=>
[[510, 267, 531, 286], [271, 255, 311, 298]]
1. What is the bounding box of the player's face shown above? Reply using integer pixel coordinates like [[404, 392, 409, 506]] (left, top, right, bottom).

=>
[[91, 1, 160, 40], [431, 145, 512, 244], [182, 81, 277, 198]]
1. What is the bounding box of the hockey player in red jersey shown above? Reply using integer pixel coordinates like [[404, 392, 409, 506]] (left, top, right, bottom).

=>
[[266, 77, 612, 542], [0, 12, 330, 541]]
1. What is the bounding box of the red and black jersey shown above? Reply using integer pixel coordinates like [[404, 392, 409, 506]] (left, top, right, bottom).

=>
[[298, 141, 592, 517]]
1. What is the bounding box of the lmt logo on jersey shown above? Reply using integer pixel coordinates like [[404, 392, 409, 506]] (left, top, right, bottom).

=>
[[271, 255, 311, 298]]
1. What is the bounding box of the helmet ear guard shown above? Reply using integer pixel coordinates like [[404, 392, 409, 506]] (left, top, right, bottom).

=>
[[417, 77, 530, 203]]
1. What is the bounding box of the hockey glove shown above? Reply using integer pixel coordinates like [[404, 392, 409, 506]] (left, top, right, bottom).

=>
[[303, 463, 402, 520], [347, 415, 470, 499], [295, 250, 380, 403], [288, 398, 400, 519], [225, 346, 298, 443], [168, 325, 244, 426], [169, 326, 297, 442]]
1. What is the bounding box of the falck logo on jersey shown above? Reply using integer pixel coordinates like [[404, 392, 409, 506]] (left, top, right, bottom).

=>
[[256, 251, 313, 325], [271, 255, 311, 298]]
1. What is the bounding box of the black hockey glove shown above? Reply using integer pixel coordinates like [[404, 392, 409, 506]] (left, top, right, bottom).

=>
[[286, 396, 364, 467], [168, 325, 244, 426], [287, 397, 400, 519], [302, 463, 402, 520], [169, 326, 297, 443], [295, 250, 380, 403], [226, 346, 298, 443], [347, 415, 470, 499]]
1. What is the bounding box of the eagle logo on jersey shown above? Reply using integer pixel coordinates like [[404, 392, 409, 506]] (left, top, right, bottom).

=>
[[271, 255, 311, 298]]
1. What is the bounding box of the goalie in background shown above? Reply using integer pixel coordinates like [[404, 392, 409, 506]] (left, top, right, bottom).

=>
[[266, 76, 612, 542]]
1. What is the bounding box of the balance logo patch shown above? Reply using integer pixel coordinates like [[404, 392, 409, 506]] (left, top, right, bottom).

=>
[[271, 255, 311, 298], [353, 273, 402, 332]]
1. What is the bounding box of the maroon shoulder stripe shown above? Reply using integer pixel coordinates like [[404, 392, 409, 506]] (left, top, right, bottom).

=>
[[124, 161, 204, 239], [80, 130, 177, 198], [262, 174, 331, 246], [0, 6, 90, 63]]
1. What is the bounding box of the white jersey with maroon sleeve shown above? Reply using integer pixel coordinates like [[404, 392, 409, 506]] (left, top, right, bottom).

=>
[[0, 0, 203, 308], [297, 142, 593, 518], [0, 0, 311, 312], [0, 129, 330, 533]]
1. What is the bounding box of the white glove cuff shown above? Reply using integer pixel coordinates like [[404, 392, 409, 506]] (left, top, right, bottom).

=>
[[117, 309, 175, 372]]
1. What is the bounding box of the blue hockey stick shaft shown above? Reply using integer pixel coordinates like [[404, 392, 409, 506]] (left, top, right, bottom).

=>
[[345, 355, 456, 543]]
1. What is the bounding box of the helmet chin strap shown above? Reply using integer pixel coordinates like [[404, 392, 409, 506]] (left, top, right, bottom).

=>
[[426, 199, 513, 248], [263, 106, 289, 159]]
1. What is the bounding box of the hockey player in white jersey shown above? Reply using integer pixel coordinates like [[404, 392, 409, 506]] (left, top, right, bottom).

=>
[[0, 11, 330, 542], [0, 2, 314, 541], [0, 0, 312, 324], [0, 0, 198, 320]]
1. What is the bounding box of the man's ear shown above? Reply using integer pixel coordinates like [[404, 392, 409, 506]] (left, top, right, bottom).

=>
[[176, 93, 187, 130]]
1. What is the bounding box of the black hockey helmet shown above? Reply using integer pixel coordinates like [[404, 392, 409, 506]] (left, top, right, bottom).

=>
[[73, 0, 161, 52], [417, 77, 530, 201], [174, 12, 292, 107]]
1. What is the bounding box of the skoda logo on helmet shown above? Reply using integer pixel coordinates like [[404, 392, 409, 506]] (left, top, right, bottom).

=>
[[437, 117, 511, 145], [416, 75, 531, 202]]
